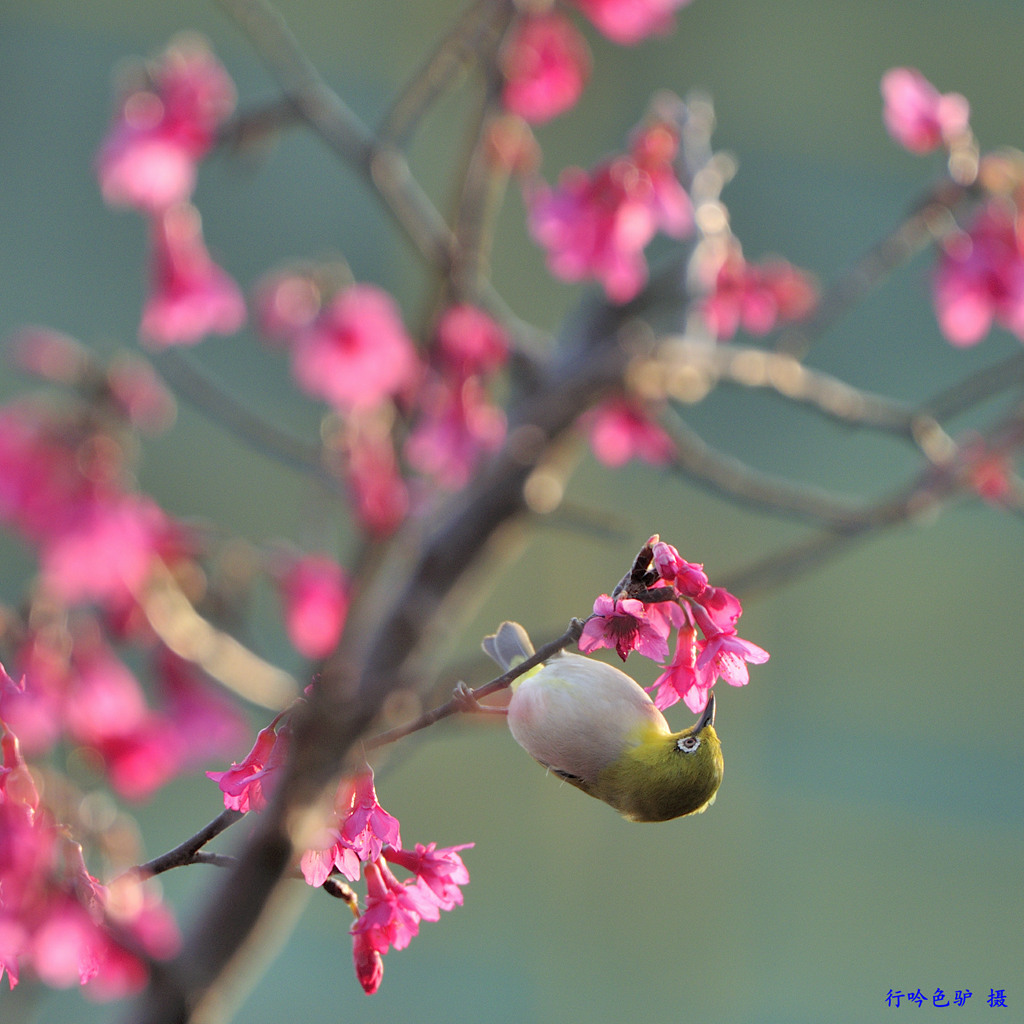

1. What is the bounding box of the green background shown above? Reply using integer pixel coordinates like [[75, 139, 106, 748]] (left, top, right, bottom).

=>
[[1, 2, 1021, 1022]]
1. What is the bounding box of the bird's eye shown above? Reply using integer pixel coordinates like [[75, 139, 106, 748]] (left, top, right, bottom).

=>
[[676, 735, 700, 754]]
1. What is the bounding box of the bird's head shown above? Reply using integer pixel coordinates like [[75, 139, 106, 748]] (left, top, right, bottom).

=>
[[595, 691, 724, 823]]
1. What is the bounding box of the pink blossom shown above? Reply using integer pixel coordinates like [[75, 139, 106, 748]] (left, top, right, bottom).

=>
[[881, 67, 970, 154], [299, 771, 399, 887], [140, 203, 246, 347], [696, 630, 770, 690], [39, 495, 169, 607], [330, 411, 410, 538], [206, 718, 289, 813], [63, 630, 150, 749], [0, 401, 93, 544], [585, 398, 675, 467], [352, 929, 384, 994], [960, 438, 1017, 506], [385, 842, 474, 913], [351, 859, 427, 955], [435, 304, 509, 378], [405, 375, 506, 489], [339, 771, 402, 864], [0, 631, 69, 756], [96, 37, 235, 211], [933, 199, 1024, 346], [0, 786, 178, 996], [0, 720, 39, 811], [693, 585, 743, 635], [103, 648, 246, 801], [277, 554, 349, 660], [290, 285, 419, 413], [501, 13, 590, 124], [570, 0, 694, 45], [579, 594, 672, 661], [699, 248, 817, 340], [649, 625, 711, 712], [527, 120, 691, 302], [649, 536, 707, 599]]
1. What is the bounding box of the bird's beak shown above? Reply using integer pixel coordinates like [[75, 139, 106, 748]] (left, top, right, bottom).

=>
[[694, 691, 716, 733]]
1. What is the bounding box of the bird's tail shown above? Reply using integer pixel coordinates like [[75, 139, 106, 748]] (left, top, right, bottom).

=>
[[482, 621, 534, 671]]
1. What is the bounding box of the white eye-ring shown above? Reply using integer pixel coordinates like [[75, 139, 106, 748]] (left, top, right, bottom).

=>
[[676, 735, 701, 754]]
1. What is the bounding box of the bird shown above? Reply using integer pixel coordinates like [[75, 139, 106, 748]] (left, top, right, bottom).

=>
[[483, 621, 723, 823]]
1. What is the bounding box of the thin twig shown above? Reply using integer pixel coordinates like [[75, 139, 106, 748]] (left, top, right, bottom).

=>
[[364, 617, 586, 750], [215, 0, 456, 271], [378, 0, 501, 147], [138, 810, 244, 877]]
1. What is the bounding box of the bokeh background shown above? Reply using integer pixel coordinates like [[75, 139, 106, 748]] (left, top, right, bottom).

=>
[[1, 1, 1022, 1022]]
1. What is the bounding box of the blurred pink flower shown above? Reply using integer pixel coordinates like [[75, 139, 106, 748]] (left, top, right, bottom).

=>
[[435, 304, 509, 378], [331, 411, 411, 538], [528, 120, 691, 302], [881, 67, 970, 154], [290, 285, 419, 413], [140, 204, 246, 347], [406, 376, 506, 489], [933, 199, 1024, 346], [0, 743, 178, 995], [570, 0, 694, 45], [96, 37, 235, 211], [39, 495, 169, 607], [501, 13, 590, 124], [585, 398, 674, 466], [699, 248, 817, 340], [277, 554, 349, 660]]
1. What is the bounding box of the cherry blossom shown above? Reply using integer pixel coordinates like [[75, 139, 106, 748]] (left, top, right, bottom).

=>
[[585, 398, 675, 467], [276, 553, 350, 660], [881, 67, 970, 154], [579, 593, 673, 661], [96, 37, 235, 211], [570, 0, 694, 46], [207, 715, 290, 813], [699, 247, 817, 340], [933, 198, 1024, 346], [289, 285, 419, 414], [501, 12, 591, 124], [140, 203, 246, 347], [527, 119, 692, 302]]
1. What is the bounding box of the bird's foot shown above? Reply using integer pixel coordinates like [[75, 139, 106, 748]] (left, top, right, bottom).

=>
[[452, 680, 507, 715]]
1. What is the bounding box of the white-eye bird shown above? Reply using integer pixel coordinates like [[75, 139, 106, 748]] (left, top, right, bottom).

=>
[[483, 621, 723, 823]]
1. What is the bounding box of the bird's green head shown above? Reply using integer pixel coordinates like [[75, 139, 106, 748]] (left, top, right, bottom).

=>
[[593, 691, 724, 823]]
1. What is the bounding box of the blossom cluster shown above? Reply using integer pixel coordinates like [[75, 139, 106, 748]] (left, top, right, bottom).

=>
[[96, 36, 246, 347], [880, 66, 1024, 353], [0, 710, 179, 995], [579, 536, 769, 713], [0, 347, 253, 799], [499, 1, 695, 126], [208, 732, 471, 996], [527, 115, 693, 302]]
